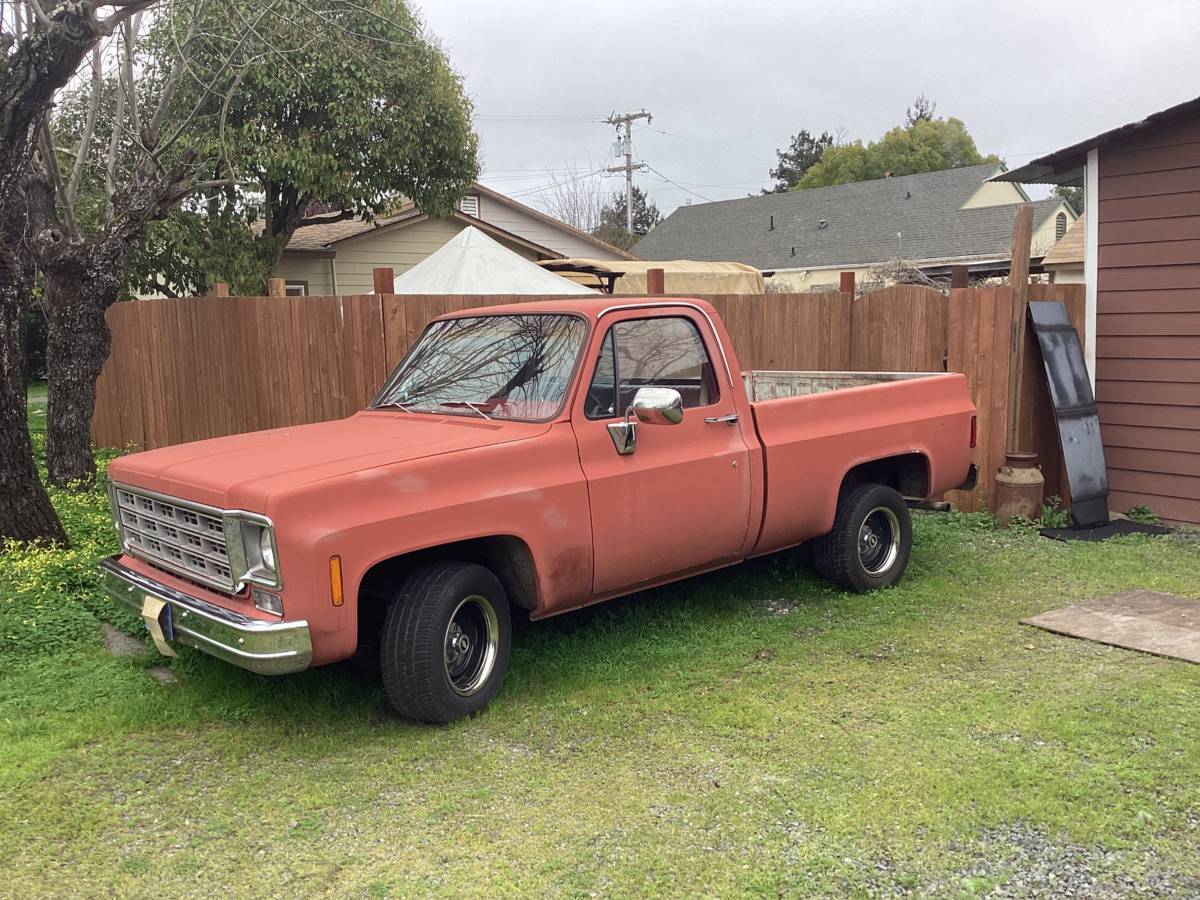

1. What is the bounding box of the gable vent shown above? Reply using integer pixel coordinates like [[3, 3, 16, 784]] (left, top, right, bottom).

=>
[[458, 195, 480, 217]]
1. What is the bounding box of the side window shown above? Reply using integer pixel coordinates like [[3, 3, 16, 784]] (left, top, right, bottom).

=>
[[584, 316, 719, 419]]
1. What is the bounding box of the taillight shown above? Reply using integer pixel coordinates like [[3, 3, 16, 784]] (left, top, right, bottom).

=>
[[969, 415, 978, 449]]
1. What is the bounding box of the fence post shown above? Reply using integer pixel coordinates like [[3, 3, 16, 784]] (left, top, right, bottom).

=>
[[213, 282, 230, 297], [839, 271, 855, 296], [950, 266, 969, 289], [373, 266, 395, 295], [1005, 204, 1035, 453], [646, 267, 665, 295], [266, 277, 286, 297]]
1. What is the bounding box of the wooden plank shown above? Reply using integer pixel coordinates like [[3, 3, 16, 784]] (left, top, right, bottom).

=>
[[1106, 489, 1200, 525], [1100, 191, 1200, 223], [1105, 446, 1200, 479], [1099, 289, 1200, 313], [1108, 468, 1200, 502], [1101, 423, 1200, 453], [1100, 238, 1200, 269], [1100, 215, 1200, 245], [1098, 312, 1200, 335], [988, 288, 1015, 509], [1097, 357, 1200, 382], [1097, 401, 1200, 430], [1097, 335, 1200, 359], [1099, 166, 1200, 202], [1097, 380, 1200, 406]]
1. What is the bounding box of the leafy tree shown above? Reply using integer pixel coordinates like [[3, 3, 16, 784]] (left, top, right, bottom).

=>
[[30, 0, 479, 486], [1053, 184, 1084, 215], [794, 100, 1000, 191], [594, 187, 661, 251], [169, 0, 479, 282], [763, 129, 834, 193]]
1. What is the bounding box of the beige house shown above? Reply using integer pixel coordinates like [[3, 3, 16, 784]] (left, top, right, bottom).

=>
[[273, 183, 634, 296]]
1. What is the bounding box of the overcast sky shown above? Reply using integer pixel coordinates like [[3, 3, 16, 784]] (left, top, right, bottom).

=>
[[419, 1, 1200, 219]]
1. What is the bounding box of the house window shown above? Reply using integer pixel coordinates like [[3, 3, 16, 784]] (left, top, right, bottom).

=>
[[458, 195, 480, 217], [1055, 212, 1067, 241], [284, 281, 308, 296]]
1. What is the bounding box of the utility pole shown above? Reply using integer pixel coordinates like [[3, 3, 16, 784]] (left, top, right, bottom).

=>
[[604, 109, 651, 235]]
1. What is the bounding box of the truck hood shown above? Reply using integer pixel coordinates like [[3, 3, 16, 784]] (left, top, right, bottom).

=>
[[108, 410, 549, 510]]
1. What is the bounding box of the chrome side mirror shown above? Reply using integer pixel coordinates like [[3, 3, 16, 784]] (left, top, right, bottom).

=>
[[629, 387, 684, 426], [606, 387, 684, 455]]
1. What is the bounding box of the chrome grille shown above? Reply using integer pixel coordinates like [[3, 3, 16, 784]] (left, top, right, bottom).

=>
[[112, 485, 235, 592]]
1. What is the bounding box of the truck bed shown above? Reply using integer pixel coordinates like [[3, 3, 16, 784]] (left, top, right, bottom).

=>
[[743, 370, 942, 401], [745, 371, 976, 556]]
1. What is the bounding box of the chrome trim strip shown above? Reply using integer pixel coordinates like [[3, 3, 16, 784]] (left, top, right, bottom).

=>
[[100, 555, 311, 676], [595, 301, 736, 386]]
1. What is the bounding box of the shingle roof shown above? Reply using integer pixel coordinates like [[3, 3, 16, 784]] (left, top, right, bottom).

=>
[[1042, 213, 1085, 267], [633, 164, 1064, 271]]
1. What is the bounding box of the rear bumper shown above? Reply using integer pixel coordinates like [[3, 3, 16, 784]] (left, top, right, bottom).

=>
[[100, 555, 312, 675]]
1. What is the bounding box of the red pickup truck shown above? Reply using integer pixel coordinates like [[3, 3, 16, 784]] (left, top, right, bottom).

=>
[[102, 297, 976, 722]]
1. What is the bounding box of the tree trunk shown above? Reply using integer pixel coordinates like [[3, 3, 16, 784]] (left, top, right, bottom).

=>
[[40, 239, 125, 487], [0, 202, 67, 544], [44, 280, 113, 486]]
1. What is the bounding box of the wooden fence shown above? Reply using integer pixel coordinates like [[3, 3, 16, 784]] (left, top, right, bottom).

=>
[[93, 283, 1086, 513]]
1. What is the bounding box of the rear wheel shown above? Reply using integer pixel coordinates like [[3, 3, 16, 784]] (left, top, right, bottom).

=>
[[380, 562, 511, 723], [813, 483, 912, 592]]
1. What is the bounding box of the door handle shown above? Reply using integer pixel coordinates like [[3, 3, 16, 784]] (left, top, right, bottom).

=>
[[704, 413, 739, 426]]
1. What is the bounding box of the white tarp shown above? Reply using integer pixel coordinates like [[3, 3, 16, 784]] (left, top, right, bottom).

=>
[[391, 225, 595, 295]]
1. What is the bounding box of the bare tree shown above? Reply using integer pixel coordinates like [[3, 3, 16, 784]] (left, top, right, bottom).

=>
[[0, 0, 157, 543], [539, 164, 605, 234]]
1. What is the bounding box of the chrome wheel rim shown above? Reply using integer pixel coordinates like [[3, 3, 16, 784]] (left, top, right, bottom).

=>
[[444, 594, 499, 697], [858, 507, 901, 576]]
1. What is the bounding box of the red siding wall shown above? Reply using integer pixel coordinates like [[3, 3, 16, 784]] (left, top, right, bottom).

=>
[[1096, 117, 1200, 524]]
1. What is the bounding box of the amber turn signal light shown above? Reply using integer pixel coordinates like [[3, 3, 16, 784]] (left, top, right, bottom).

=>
[[329, 555, 344, 607]]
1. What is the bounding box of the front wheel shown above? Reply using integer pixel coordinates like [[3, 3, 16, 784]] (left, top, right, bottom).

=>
[[813, 483, 912, 592], [380, 562, 511, 723]]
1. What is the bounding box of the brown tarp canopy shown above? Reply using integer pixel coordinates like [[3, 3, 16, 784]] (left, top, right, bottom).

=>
[[539, 259, 766, 294]]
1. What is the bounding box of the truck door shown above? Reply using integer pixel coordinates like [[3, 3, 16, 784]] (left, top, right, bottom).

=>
[[572, 310, 753, 596]]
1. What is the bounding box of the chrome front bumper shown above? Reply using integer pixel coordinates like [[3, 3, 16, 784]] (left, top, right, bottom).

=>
[[100, 555, 312, 675]]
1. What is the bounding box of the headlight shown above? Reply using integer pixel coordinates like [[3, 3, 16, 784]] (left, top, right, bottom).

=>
[[258, 527, 276, 571], [223, 516, 282, 589]]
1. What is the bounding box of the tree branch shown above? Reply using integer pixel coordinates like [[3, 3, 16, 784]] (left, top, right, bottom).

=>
[[66, 46, 102, 212], [36, 122, 78, 237], [297, 208, 355, 228]]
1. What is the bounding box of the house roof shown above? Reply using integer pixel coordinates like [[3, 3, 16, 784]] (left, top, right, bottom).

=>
[[470, 183, 638, 260], [1041, 214, 1085, 267], [632, 164, 1065, 271], [269, 182, 637, 259], [992, 93, 1200, 186]]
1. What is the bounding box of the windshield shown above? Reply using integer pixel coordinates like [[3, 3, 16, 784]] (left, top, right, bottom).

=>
[[371, 314, 587, 420]]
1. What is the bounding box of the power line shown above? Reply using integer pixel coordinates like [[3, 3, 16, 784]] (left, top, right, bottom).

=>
[[643, 126, 774, 164], [645, 165, 714, 203]]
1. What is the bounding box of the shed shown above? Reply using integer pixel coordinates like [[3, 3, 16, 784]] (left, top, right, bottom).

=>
[[996, 94, 1200, 524]]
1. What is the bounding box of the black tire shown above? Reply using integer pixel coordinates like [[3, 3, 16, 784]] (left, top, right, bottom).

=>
[[380, 562, 511, 723], [813, 483, 912, 593]]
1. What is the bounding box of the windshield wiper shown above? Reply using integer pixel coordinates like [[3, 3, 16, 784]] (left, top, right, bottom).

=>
[[440, 400, 494, 421], [460, 401, 495, 421], [376, 400, 416, 413]]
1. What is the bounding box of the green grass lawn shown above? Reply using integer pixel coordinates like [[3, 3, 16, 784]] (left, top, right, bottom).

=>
[[1, 452, 1198, 897], [26, 380, 47, 434]]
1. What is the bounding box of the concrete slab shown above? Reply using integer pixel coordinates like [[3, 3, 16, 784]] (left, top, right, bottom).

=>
[[1022, 590, 1200, 663]]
